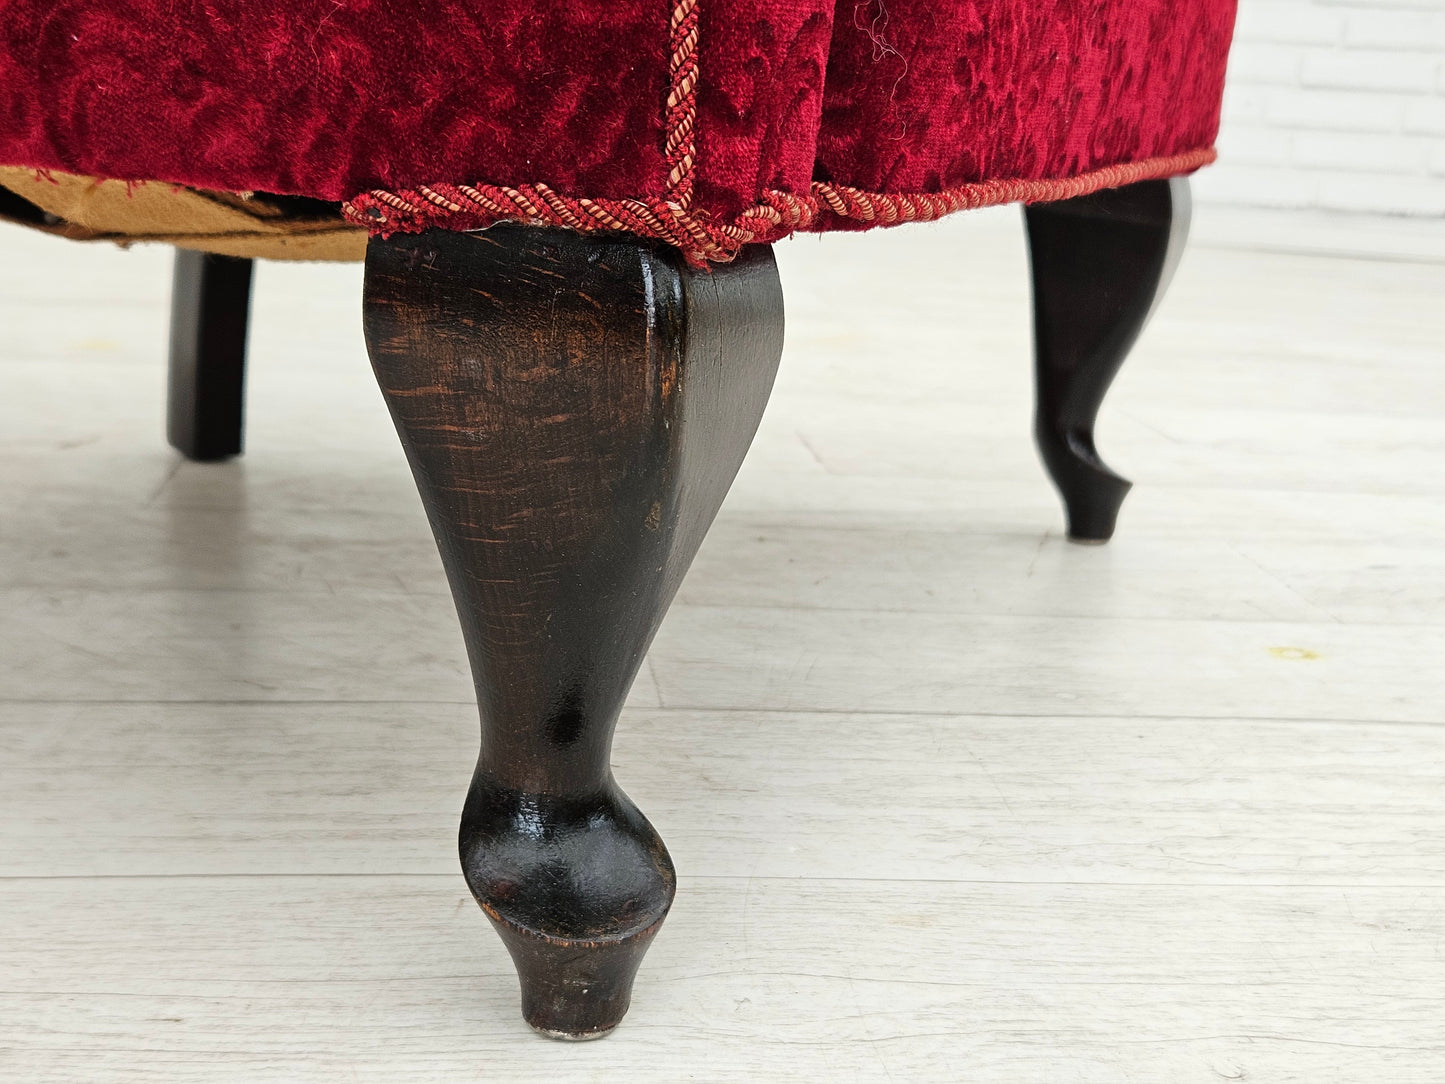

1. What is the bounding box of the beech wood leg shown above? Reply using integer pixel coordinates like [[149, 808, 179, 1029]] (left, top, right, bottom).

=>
[[362, 226, 784, 1039], [167, 249, 254, 461], [1024, 177, 1190, 542]]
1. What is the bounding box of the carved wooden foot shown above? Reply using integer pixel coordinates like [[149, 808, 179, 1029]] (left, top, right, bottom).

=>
[[1024, 177, 1190, 542], [167, 250, 253, 461], [362, 226, 784, 1038]]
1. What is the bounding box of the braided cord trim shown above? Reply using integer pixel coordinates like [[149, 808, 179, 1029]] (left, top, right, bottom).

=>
[[343, 149, 1216, 267]]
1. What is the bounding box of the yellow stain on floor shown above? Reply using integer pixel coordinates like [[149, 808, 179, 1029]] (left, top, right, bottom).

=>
[[1268, 646, 1321, 661]]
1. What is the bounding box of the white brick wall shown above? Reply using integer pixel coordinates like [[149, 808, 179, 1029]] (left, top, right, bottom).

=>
[[1197, 0, 1445, 216]]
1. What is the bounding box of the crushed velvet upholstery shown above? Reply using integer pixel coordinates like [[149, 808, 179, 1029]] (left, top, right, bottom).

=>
[[0, 0, 1236, 262], [812, 0, 1237, 230]]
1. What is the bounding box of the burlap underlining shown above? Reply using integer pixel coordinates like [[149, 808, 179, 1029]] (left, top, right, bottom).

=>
[[0, 167, 366, 261]]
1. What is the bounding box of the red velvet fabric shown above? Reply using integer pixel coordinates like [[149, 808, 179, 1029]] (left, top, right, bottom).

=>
[[0, 0, 1236, 256], [814, 0, 1237, 196], [0, 0, 670, 199], [694, 0, 835, 220]]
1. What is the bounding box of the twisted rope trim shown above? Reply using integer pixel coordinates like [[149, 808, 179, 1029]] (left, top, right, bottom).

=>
[[806, 150, 1217, 226], [664, 0, 699, 207], [342, 148, 1216, 267]]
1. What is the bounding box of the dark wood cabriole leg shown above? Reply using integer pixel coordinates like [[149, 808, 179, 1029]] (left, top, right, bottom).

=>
[[1024, 176, 1190, 543], [167, 249, 254, 461], [362, 225, 784, 1039]]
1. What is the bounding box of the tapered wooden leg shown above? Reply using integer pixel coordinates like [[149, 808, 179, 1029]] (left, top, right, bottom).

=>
[[1024, 177, 1190, 542], [362, 226, 784, 1039], [167, 249, 253, 461]]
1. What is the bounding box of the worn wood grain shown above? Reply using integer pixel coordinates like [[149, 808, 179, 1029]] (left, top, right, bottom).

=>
[[361, 226, 784, 1036]]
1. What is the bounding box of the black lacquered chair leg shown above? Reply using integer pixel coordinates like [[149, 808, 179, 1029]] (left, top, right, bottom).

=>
[[167, 249, 253, 461], [1024, 176, 1190, 542]]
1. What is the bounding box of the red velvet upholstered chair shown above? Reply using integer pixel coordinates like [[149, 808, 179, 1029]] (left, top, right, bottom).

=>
[[0, 0, 1237, 1038]]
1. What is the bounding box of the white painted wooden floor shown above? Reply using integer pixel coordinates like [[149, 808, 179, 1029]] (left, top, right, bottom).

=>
[[2, 207, 1444, 1083]]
